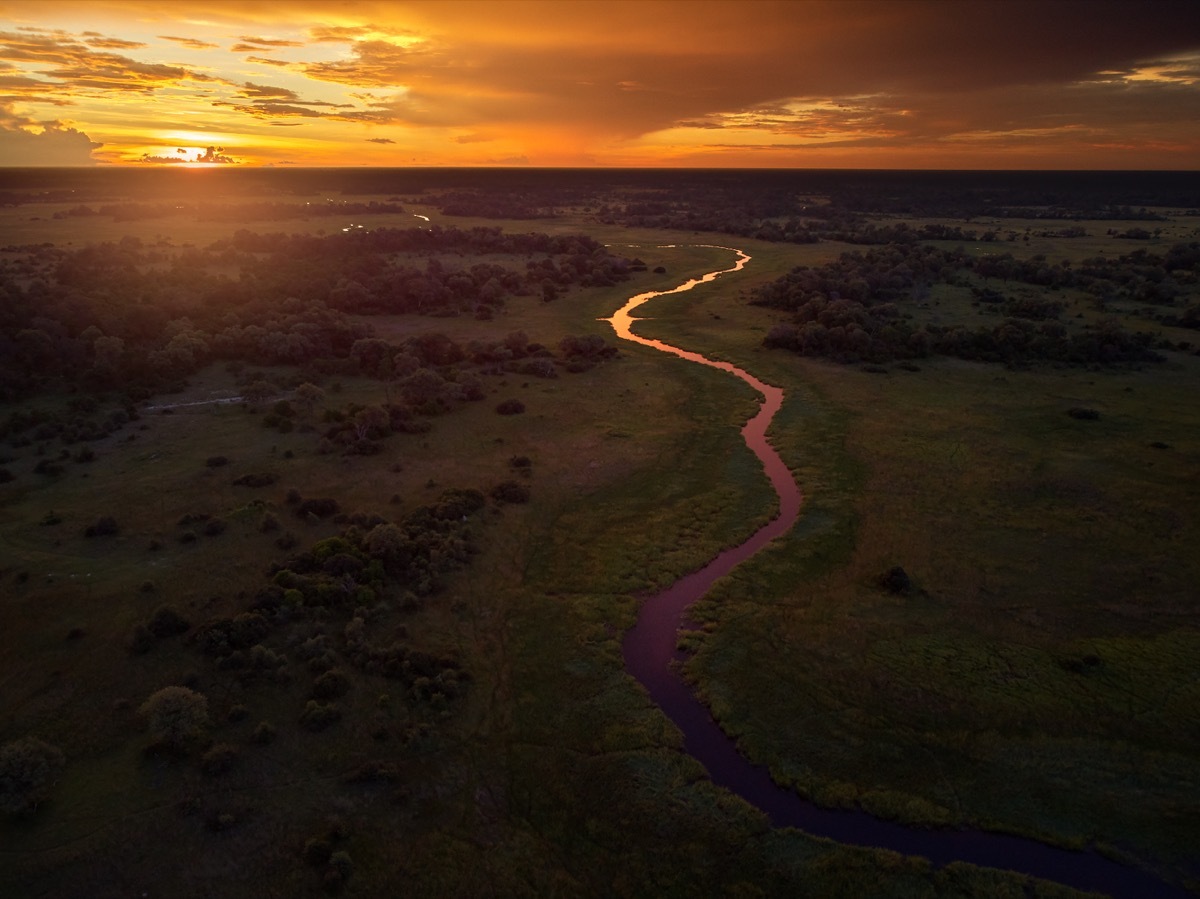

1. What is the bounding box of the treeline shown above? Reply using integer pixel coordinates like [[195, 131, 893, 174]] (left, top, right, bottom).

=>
[[754, 243, 1180, 367], [53, 200, 407, 223], [0, 226, 631, 400]]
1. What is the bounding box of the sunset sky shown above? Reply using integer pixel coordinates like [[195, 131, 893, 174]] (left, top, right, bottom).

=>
[[1, 0, 1198, 168]]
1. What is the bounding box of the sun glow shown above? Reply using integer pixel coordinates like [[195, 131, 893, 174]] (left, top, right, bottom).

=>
[[0, 0, 1196, 169]]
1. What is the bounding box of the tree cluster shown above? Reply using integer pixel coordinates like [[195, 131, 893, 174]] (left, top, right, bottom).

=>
[[755, 243, 1172, 367], [0, 225, 631, 401]]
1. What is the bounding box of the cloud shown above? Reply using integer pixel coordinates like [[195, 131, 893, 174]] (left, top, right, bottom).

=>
[[245, 55, 290, 68], [231, 36, 305, 53], [141, 144, 237, 164], [237, 81, 300, 101], [366, 137, 394, 143], [159, 35, 219, 50], [84, 36, 145, 50], [1, 1, 1198, 167], [0, 27, 217, 95], [0, 119, 101, 165], [219, 101, 323, 119]]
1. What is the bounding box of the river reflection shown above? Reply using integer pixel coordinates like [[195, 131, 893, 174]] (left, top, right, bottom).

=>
[[603, 246, 1187, 899]]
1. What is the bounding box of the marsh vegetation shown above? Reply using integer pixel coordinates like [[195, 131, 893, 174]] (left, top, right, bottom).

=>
[[1, 168, 1196, 897]]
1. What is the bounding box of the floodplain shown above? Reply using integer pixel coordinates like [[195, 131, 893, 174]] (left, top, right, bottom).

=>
[[1, 168, 1197, 898]]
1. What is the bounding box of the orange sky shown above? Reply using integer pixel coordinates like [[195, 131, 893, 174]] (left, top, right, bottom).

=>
[[1, 0, 1198, 168]]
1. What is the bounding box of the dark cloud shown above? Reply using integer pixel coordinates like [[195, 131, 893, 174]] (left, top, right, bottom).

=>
[[238, 82, 300, 101], [141, 145, 237, 164], [366, 137, 395, 143], [0, 118, 101, 164]]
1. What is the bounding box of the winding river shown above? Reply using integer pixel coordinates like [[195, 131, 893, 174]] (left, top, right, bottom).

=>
[[604, 246, 1188, 899]]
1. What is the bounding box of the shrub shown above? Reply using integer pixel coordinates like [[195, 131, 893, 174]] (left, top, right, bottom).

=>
[[1067, 407, 1101, 420], [128, 624, 155, 655], [878, 566, 913, 595], [295, 498, 340, 519], [251, 721, 277, 744], [327, 851, 353, 888], [147, 605, 190, 638], [311, 669, 351, 700], [490, 480, 531, 504], [84, 516, 118, 538], [205, 456, 230, 467], [0, 737, 65, 815], [199, 743, 239, 775], [139, 686, 209, 749], [202, 518, 227, 537], [495, 398, 525, 415], [299, 701, 341, 732], [304, 837, 333, 866], [233, 473, 277, 488]]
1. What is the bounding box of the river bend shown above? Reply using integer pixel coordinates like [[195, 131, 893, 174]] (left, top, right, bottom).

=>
[[604, 245, 1188, 899]]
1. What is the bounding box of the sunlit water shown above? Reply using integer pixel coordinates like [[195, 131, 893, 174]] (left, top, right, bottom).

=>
[[603, 246, 1188, 899]]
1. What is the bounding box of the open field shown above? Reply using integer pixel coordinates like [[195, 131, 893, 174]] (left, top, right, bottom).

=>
[[2, 170, 1197, 897]]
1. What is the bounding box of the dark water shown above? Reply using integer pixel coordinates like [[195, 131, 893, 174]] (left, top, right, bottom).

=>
[[607, 247, 1191, 899]]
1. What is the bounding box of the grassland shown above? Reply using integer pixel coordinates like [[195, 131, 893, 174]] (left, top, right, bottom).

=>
[[1, 178, 1197, 897]]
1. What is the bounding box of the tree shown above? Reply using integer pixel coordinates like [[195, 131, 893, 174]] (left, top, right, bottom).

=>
[[139, 686, 209, 749], [0, 738, 64, 815], [293, 382, 326, 417], [242, 379, 274, 407]]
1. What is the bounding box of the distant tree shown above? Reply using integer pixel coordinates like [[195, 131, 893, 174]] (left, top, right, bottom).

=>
[[293, 382, 326, 417], [0, 737, 64, 815], [139, 686, 209, 749], [242, 380, 274, 406]]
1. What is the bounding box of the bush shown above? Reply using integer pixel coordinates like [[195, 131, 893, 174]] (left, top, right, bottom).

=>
[[0, 738, 65, 815], [311, 669, 351, 700], [233, 473, 277, 488], [84, 516, 118, 538], [205, 456, 230, 468], [147, 605, 190, 638], [199, 743, 239, 775], [295, 498, 340, 519], [1067, 407, 1101, 420], [304, 837, 333, 866], [878, 566, 913, 595], [495, 398, 525, 415], [490, 480, 531, 504], [139, 686, 209, 749], [299, 701, 341, 732], [128, 624, 155, 655], [251, 721, 277, 744], [202, 518, 227, 537]]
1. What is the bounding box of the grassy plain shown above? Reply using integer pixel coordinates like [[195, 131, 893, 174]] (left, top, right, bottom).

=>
[[633, 231, 1200, 888], [1, 184, 1197, 897]]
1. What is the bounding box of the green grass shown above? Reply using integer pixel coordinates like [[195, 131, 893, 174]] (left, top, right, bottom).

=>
[[3, 205, 1192, 897]]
